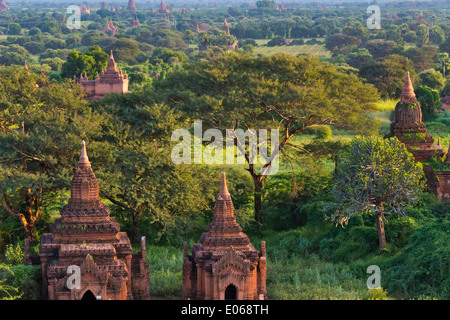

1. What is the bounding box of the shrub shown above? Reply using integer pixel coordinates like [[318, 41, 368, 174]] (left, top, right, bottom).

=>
[[0, 264, 41, 300], [383, 219, 449, 299], [147, 245, 183, 298], [314, 125, 332, 139], [267, 36, 286, 47], [4, 243, 24, 266]]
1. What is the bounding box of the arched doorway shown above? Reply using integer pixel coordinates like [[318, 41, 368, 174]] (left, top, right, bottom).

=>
[[224, 284, 237, 300], [81, 290, 97, 300]]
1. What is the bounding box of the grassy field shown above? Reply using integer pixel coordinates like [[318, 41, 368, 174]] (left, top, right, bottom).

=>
[[253, 38, 331, 58]]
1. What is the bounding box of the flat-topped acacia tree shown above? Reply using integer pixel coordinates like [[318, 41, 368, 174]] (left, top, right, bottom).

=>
[[153, 53, 380, 224], [331, 136, 425, 249]]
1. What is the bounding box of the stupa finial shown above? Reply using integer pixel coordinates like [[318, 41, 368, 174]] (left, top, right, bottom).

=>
[[78, 140, 90, 164]]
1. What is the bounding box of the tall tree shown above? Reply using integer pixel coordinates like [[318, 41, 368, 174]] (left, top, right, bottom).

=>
[[60, 46, 109, 79], [0, 65, 96, 241], [153, 54, 380, 224], [359, 54, 418, 98], [331, 136, 424, 249], [90, 95, 217, 243]]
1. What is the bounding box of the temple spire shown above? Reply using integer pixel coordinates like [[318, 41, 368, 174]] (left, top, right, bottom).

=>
[[218, 172, 230, 198], [106, 50, 117, 71], [79, 140, 90, 164], [401, 71, 415, 100]]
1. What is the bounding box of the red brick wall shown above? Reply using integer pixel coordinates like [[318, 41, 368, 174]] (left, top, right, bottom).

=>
[[436, 171, 450, 200]]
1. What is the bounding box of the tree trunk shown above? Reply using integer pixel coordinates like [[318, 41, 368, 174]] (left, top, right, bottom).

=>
[[375, 212, 386, 249], [25, 222, 35, 242], [24, 189, 35, 242], [254, 178, 264, 225]]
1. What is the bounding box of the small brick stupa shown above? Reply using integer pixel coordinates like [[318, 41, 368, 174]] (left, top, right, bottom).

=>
[[390, 71, 444, 161], [182, 173, 267, 300], [39, 141, 150, 300]]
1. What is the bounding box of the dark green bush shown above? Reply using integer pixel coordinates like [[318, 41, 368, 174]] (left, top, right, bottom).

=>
[[0, 265, 41, 300], [383, 219, 449, 299]]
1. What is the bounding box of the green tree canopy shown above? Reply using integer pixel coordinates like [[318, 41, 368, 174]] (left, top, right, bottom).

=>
[[415, 85, 442, 121], [60, 46, 109, 79], [0, 65, 93, 241], [331, 136, 424, 249], [418, 68, 446, 92], [152, 53, 380, 223], [359, 54, 418, 99]]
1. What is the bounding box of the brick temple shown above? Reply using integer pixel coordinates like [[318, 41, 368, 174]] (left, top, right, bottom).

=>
[[390, 71, 444, 162], [127, 0, 138, 12], [182, 173, 267, 300], [158, 0, 170, 14], [39, 141, 150, 300], [74, 51, 128, 100], [389, 71, 449, 201]]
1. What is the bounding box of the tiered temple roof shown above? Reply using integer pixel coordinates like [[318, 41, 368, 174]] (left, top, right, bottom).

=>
[[158, 0, 170, 14], [127, 0, 138, 12], [182, 173, 267, 300], [39, 141, 149, 300], [73, 51, 128, 100], [198, 173, 253, 251]]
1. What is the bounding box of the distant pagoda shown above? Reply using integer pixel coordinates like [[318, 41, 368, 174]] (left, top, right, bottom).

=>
[[101, 0, 107, 9], [127, 0, 138, 12], [74, 51, 128, 100], [0, 0, 10, 11], [103, 18, 119, 36], [158, 0, 170, 14], [389, 71, 444, 161], [131, 16, 140, 28], [80, 3, 90, 14], [418, 11, 425, 24], [222, 18, 230, 35], [182, 173, 267, 300]]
